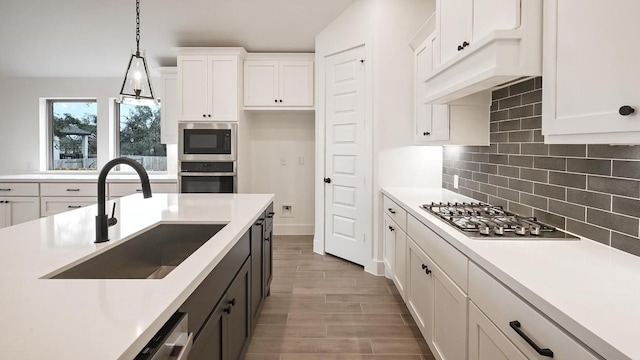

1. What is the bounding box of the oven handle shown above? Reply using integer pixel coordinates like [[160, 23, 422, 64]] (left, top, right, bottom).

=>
[[179, 172, 237, 177]]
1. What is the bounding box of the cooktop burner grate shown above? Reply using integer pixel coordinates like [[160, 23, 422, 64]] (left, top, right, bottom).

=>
[[419, 202, 578, 239]]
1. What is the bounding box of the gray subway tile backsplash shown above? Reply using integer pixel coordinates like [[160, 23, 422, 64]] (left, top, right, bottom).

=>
[[441, 76, 640, 258]]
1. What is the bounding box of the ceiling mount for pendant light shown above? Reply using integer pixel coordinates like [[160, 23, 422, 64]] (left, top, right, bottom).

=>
[[120, 0, 155, 104]]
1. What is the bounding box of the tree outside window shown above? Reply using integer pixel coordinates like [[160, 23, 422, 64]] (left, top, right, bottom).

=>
[[117, 102, 166, 171]]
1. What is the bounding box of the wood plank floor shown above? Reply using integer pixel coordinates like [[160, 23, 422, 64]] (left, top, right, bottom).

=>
[[245, 235, 435, 360]]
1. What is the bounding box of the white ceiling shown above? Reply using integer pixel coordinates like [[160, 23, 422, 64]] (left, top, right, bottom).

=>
[[0, 0, 355, 78]]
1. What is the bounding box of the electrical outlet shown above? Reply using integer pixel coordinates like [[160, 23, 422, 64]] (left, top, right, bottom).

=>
[[454, 175, 459, 189], [298, 156, 304, 165], [281, 204, 294, 218], [280, 157, 287, 166]]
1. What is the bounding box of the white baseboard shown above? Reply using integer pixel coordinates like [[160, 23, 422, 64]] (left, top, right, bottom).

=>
[[273, 224, 314, 236], [365, 260, 386, 276]]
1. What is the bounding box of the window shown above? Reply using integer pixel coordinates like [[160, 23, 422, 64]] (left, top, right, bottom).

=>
[[116, 101, 166, 171], [48, 100, 98, 170]]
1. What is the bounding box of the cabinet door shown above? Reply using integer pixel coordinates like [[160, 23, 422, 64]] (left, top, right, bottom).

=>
[[244, 61, 279, 107], [250, 216, 265, 326], [263, 221, 273, 296], [472, 0, 520, 42], [407, 239, 434, 341], [279, 61, 314, 107], [178, 56, 209, 121], [40, 197, 96, 217], [208, 56, 238, 121], [432, 262, 468, 360], [393, 227, 407, 300], [438, 0, 471, 64], [469, 302, 527, 360], [160, 71, 178, 144], [543, 0, 640, 140], [190, 301, 224, 360], [383, 215, 396, 279], [225, 260, 251, 360], [415, 35, 450, 144], [7, 197, 39, 226], [0, 202, 8, 229]]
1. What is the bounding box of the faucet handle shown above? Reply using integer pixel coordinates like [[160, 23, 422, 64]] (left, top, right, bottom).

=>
[[108, 203, 118, 227]]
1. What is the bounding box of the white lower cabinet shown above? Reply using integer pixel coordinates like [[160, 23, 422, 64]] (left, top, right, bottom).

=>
[[0, 197, 40, 228], [0, 183, 40, 228], [108, 182, 177, 199], [469, 302, 527, 360], [383, 214, 407, 299], [407, 238, 468, 360], [40, 197, 96, 217], [383, 215, 396, 280], [469, 262, 599, 360]]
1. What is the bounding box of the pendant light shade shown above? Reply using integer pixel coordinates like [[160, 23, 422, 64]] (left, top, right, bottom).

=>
[[120, 0, 156, 104]]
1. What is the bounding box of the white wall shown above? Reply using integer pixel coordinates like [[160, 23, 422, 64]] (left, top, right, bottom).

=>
[[315, 0, 442, 274], [0, 77, 174, 175], [246, 112, 315, 235]]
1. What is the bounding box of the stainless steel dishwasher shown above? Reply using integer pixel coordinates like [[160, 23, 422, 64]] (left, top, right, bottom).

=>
[[135, 312, 193, 360]]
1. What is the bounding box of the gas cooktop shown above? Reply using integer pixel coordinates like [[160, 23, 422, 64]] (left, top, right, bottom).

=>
[[420, 202, 579, 240]]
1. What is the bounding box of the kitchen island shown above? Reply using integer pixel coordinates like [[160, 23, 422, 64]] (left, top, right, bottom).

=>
[[0, 192, 273, 359]]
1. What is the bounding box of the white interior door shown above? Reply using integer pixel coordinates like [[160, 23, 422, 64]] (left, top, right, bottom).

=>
[[324, 45, 369, 266]]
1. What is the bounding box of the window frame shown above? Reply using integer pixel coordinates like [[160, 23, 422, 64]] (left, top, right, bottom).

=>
[[46, 98, 98, 171], [113, 98, 166, 172]]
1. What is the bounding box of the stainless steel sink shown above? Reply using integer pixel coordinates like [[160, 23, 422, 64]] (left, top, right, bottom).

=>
[[48, 224, 226, 279]]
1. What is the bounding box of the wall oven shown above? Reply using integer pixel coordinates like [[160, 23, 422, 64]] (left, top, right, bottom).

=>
[[179, 161, 236, 193], [178, 122, 237, 162]]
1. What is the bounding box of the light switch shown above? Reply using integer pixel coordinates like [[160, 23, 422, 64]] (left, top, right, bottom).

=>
[[298, 156, 304, 165]]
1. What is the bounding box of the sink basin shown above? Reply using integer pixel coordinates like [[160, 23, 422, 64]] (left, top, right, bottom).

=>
[[48, 223, 226, 279]]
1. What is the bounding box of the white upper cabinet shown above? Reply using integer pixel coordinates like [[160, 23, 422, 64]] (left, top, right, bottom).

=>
[[414, 32, 490, 145], [158, 67, 178, 144], [176, 48, 246, 121], [542, 0, 640, 144], [244, 54, 314, 110], [419, 0, 541, 103]]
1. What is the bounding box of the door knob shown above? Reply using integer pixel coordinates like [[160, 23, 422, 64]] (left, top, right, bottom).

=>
[[619, 105, 635, 116], [324, 177, 332, 184]]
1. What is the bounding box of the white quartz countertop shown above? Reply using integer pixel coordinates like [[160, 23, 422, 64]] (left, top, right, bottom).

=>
[[0, 173, 177, 182], [0, 193, 273, 360], [382, 187, 640, 360]]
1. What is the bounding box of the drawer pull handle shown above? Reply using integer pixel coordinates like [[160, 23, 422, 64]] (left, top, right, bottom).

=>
[[421, 264, 432, 275], [223, 306, 232, 314], [388, 225, 395, 232], [67, 205, 82, 209], [388, 208, 396, 214], [509, 320, 554, 357], [0, 188, 11, 191], [267, 212, 275, 218], [66, 188, 80, 192], [135, 189, 143, 192], [228, 298, 236, 307]]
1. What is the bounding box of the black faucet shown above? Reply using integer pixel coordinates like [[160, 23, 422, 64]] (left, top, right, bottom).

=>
[[95, 157, 152, 243]]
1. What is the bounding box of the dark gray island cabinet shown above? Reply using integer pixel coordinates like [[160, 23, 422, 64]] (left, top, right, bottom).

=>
[[179, 202, 273, 360]]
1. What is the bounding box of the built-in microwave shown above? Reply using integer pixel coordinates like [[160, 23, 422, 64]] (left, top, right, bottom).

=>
[[178, 122, 237, 161]]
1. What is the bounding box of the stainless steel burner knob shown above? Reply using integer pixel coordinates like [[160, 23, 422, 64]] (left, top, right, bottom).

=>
[[479, 224, 491, 235], [530, 224, 541, 236], [494, 225, 504, 235], [515, 225, 527, 236]]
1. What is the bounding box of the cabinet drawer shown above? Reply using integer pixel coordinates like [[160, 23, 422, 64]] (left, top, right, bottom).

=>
[[407, 215, 468, 292], [383, 195, 407, 231], [0, 183, 39, 197], [41, 183, 97, 197], [40, 197, 96, 217], [108, 182, 177, 197], [469, 262, 600, 360]]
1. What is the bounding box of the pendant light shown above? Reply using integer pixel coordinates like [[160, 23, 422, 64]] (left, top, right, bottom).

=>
[[119, 0, 155, 104]]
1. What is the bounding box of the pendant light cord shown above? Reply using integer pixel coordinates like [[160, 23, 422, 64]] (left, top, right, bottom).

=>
[[135, 0, 141, 56]]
